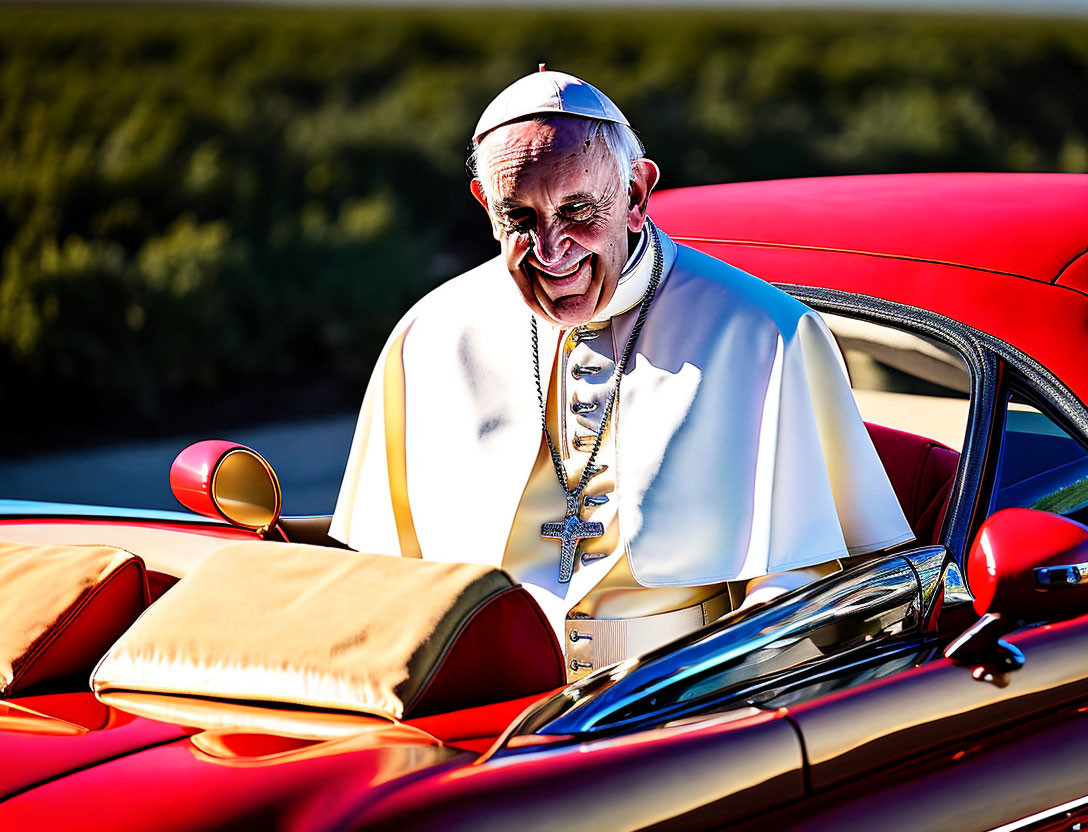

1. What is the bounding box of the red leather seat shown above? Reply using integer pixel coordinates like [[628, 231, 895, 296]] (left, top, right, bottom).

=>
[[865, 423, 960, 546]]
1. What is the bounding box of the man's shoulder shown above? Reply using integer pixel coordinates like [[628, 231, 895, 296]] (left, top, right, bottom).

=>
[[406, 256, 514, 319], [666, 241, 813, 327], [411, 256, 509, 308], [392, 256, 526, 354]]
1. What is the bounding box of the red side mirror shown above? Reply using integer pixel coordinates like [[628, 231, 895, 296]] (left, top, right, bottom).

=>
[[170, 441, 282, 534], [947, 508, 1088, 683], [966, 507, 1088, 621]]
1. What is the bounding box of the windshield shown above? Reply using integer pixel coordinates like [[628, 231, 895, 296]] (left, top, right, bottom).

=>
[[513, 549, 943, 740]]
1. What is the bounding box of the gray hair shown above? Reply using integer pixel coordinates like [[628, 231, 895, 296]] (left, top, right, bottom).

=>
[[468, 117, 645, 199]]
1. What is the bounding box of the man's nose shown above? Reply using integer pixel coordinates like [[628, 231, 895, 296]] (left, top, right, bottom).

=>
[[530, 223, 570, 267]]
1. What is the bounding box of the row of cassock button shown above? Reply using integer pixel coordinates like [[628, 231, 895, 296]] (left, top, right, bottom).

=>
[[565, 323, 615, 576]]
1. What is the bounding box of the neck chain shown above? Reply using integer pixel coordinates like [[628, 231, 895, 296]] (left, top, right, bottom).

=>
[[531, 224, 664, 582]]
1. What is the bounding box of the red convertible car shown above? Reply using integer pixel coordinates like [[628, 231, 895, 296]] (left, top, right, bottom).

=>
[[2, 173, 1088, 831]]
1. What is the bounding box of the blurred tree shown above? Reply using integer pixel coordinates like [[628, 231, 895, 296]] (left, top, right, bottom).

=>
[[0, 7, 1085, 450]]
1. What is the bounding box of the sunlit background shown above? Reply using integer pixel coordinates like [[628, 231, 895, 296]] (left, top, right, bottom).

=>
[[1, 2, 1086, 512]]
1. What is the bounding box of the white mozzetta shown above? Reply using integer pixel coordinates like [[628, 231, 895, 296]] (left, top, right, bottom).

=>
[[331, 227, 913, 631]]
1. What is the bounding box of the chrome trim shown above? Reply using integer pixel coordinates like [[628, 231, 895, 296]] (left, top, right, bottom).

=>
[[986, 793, 1088, 832], [572, 364, 603, 379], [571, 400, 599, 415], [581, 552, 608, 564], [903, 546, 947, 628], [944, 612, 1025, 680], [944, 613, 999, 660], [942, 561, 973, 606], [1035, 562, 1088, 587], [583, 494, 609, 507]]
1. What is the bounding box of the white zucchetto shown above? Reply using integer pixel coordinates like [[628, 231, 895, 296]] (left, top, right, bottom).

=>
[[473, 67, 630, 143]]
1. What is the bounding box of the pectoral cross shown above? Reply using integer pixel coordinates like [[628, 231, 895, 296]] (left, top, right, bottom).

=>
[[541, 494, 604, 583]]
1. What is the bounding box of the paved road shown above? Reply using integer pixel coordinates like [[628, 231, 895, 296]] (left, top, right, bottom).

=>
[[0, 412, 359, 517]]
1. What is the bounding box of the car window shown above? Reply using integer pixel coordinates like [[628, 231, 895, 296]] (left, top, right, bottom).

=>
[[820, 313, 971, 452], [991, 393, 1088, 523]]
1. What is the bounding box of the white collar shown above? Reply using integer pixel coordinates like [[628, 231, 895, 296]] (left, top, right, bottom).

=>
[[591, 221, 654, 323]]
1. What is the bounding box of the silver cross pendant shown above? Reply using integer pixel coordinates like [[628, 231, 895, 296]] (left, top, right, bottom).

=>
[[541, 495, 604, 583]]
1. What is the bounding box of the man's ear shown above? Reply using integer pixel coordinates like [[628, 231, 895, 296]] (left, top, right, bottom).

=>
[[626, 158, 661, 234], [470, 179, 502, 240]]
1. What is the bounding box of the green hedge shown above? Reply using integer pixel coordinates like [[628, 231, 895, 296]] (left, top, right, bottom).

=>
[[1, 7, 1086, 445]]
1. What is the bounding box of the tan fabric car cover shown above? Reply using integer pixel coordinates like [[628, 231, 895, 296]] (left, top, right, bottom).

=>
[[0, 541, 149, 696], [92, 541, 523, 720]]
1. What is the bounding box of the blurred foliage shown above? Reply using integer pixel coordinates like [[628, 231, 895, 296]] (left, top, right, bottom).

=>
[[1, 6, 1086, 448]]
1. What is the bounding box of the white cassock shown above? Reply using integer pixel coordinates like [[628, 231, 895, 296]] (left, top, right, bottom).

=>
[[331, 222, 913, 678]]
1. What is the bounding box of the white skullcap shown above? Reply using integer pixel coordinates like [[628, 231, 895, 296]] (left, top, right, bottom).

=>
[[473, 66, 630, 143]]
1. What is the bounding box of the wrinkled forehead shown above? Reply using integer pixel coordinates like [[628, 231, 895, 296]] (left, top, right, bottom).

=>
[[477, 117, 617, 203]]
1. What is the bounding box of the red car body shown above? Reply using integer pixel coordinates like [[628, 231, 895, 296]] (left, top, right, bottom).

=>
[[655, 173, 1088, 400], [2, 173, 1088, 832]]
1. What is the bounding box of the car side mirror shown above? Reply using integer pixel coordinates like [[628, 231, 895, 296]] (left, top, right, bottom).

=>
[[966, 507, 1088, 621], [170, 441, 282, 536], [946, 508, 1088, 682]]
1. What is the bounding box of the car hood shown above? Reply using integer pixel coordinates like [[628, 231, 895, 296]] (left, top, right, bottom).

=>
[[0, 692, 462, 831]]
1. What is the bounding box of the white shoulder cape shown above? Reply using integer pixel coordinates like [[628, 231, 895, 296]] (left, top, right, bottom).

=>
[[331, 233, 913, 586]]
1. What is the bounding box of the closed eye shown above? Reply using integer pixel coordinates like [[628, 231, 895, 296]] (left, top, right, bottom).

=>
[[499, 208, 535, 234]]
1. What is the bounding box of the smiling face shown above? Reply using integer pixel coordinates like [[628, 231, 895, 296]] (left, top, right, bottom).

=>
[[471, 117, 658, 327]]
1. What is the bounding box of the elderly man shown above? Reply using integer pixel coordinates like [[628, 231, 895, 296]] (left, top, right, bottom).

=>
[[332, 69, 912, 679]]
